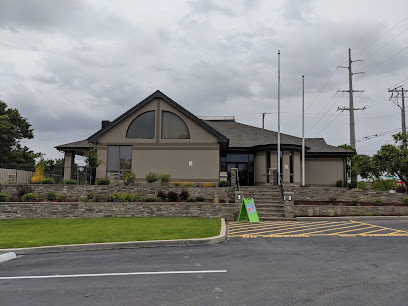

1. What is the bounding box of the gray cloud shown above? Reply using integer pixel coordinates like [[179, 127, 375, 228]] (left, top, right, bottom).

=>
[[1, 0, 408, 159]]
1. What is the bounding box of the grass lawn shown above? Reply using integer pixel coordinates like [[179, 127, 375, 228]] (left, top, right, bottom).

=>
[[0, 217, 221, 249]]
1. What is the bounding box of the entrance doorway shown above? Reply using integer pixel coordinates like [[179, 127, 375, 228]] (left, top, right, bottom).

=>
[[221, 153, 254, 186]]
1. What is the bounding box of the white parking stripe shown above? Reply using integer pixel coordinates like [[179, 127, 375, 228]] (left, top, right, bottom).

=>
[[0, 270, 227, 280]]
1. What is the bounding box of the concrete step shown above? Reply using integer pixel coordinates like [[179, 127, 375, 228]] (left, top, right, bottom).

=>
[[256, 207, 285, 211]]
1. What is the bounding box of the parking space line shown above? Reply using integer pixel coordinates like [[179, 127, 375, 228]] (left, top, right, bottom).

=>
[[0, 270, 228, 280], [228, 222, 307, 234], [253, 222, 354, 236], [228, 220, 408, 238], [228, 221, 338, 235], [350, 220, 408, 234]]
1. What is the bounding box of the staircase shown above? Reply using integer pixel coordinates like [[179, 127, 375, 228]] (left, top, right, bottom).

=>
[[240, 186, 290, 221]]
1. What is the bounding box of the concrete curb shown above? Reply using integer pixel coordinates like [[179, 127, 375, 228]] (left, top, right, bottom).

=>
[[0, 252, 17, 263], [296, 216, 408, 221], [0, 218, 227, 255]]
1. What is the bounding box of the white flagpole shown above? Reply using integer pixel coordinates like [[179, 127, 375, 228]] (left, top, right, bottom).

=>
[[302, 75, 305, 186], [277, 50, 281, 185]]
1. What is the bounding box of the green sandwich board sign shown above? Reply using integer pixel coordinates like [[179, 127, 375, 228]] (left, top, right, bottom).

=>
[[238, 198, 260, 223]]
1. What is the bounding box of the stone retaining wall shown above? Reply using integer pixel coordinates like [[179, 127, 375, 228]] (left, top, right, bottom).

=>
[[289, 205, 408, 217], [0, 202, 240, 221], [286, 186, 407, 204], [0, 185, 235, 202]]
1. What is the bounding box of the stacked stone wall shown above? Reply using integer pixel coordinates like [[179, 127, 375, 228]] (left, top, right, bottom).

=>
[[289, 205, 408, 217], [286, 186, 407, 204], [0, 185, 235, 202], [0, 202, 240, 221]]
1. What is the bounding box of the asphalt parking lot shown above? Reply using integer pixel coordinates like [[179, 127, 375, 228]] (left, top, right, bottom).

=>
[[1, 220, 408, 306], [228, 220, 408, 238]]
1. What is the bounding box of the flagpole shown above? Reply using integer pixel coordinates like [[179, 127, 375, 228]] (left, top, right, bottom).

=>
[[302, 75, 305, 186], [277, 50, 281, 185]]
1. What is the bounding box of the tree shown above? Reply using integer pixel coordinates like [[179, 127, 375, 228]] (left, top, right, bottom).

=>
[[84, 144, 103, 184], [0, 100, 40, 170], [338, 144, 357, 187], [352, 132, 408, 185]]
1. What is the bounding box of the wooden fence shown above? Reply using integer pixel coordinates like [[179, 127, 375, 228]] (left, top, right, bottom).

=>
[[0, 168, 34, 184]]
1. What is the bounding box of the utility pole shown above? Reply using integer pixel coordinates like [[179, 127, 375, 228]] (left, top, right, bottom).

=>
[[262, 112, 272, 129], [337, 48, 365, 150], [388, 86, 406, 148], [337, 48, 365, 188], [388, 87, 406, 134]]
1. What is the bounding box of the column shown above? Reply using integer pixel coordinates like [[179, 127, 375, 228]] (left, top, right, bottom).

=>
[[63, 152, 75, 180]]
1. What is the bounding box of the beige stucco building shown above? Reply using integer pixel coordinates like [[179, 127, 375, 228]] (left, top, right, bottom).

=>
[[56, 90, 354, 186]]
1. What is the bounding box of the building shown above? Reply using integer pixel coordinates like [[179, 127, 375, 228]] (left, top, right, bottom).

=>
[[56, 90, 354, 186]]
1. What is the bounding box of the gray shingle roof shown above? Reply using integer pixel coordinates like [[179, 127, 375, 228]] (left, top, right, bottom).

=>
[[204, 120, 354, 155], [55, 140, 91, 150]]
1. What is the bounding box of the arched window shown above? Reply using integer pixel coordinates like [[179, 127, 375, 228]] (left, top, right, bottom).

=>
[[161, 111, 190, 139], [126, 111, 155, 139]]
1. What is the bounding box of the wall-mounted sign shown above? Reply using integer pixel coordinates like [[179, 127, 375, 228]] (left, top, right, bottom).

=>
[[189, 161, 193, 166]]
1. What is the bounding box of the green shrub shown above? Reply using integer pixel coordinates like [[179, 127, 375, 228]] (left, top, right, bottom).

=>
[[16, 185, 34, 200], [183, 182, 194, 187], [96, 178, 110, 185], [159, 173, 171, 185], [186, 198, 196, 202], [366, 212, 373, 216], [357, 181, 367, 190], [403, 197, 408, 206], [167, 191, 179, 202], [157, 190, 167, 201], [338, 203, 344, 206], [39, 178, 55, 184], [63, 179, 77, 185], [56, 194, 67, 202], [179, 189, 189, 201], [109, 193, 118, 201], [329, 196, 337, 204], [145, 172, 159, 183], [144, 197, 156, 202], [375, 198, 383, 206], [94, 195, 102, 202], [336, 180, 343, 187], [22, 193, 38, 202], [372, 179, 397, 191], [218, 180, 230, 187], [87, 193, 95, 201], [0, 192, 9, 202], [196, 196, 205, 202], [351, 198, 360, 205], [122, 172, 136, 186], [45, 191, 57, 201], [118, 193, 134, 202], [79, 196, 87, 202]]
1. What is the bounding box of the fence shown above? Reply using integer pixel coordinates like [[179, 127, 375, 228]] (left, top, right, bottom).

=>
[[0, 168, 34, 184], [0, 166, 90, 185]]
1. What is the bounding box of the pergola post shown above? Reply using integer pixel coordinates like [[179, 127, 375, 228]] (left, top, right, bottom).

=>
[[63, 152, 75, 180]]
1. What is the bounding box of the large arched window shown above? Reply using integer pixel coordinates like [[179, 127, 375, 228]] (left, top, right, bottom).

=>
[[161, 111, 190, 139], [126, 111, 155, 139]]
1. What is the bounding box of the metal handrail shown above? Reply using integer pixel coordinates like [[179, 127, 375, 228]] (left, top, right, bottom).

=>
[[275, 170, 285, 200], [236, 168, 240, 192]]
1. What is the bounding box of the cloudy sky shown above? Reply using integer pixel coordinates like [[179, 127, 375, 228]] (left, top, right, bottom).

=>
[[1, 0, 408, 161]]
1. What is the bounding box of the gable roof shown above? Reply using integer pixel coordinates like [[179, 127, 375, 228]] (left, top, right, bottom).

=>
[[204, 120, 355, 155], [87, 90, 229, 144]]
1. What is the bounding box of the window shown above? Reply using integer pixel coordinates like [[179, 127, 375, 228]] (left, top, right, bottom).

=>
[[107, 146, 132, 177], [126, 111, 155, 139], [161, 111, 190, 139], [289, 152, 294, 184]]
